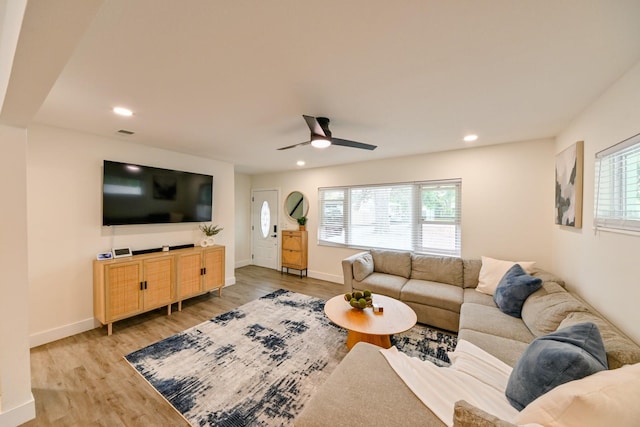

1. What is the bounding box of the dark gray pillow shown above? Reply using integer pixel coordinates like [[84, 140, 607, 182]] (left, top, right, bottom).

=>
[[493, 264, 542, 318], [506, 322, 608, 411]]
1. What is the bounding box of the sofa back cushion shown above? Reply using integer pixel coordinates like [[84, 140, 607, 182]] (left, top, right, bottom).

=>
[[559, 311, 640, 369], [462, 259, 482, 288], [370, 249, 412, 279], [353, 253, 374, 281], [410, 254, 463, 287], [521, 281, 589, 337]]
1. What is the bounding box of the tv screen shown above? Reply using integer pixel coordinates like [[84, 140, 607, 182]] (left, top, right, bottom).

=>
[[102, 160, 213, 226]]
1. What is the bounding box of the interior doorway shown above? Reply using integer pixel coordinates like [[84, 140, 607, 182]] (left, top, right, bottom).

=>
[[251, 189, 279, 270]]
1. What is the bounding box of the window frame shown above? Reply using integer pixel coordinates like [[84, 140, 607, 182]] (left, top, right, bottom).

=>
[[318, 179, 462, 256], [594, 132, 640, 234]]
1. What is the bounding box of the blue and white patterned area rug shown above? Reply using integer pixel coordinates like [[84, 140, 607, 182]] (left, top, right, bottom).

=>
[[125, 289, 456, 426]]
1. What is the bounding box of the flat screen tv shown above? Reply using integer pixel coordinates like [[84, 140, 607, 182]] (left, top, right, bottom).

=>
[[102, 160, 213, 226]]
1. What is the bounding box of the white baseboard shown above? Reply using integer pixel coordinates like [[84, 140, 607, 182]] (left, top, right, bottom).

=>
[[307, 270, 342, 285], [235, 259, 251, 268], [225, 276, 236, 286], [0, 392, 35, 426], [29, 317, 97, 348]]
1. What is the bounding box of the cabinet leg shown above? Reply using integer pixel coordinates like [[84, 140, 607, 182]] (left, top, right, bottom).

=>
[[218, 287, 223, 297], [107, 323, 112, 336], [178, 300, 182, 311], [167, 304, 172, 316]]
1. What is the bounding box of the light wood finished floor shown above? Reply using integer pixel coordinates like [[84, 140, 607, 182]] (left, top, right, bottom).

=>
[[22, 266, 343, 426]]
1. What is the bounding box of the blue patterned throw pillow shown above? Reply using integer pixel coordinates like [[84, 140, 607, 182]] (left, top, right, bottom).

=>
[[493, 264, 542, 318], [506, 322, 608, 411]]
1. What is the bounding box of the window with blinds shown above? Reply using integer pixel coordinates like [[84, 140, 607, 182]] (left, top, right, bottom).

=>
[[594, 132, 640, 233], [318, 179, 461, 256]]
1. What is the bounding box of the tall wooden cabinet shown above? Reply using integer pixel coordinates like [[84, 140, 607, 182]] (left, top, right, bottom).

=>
[[94, 245, 225, 335], [281, 230, 308, 277]]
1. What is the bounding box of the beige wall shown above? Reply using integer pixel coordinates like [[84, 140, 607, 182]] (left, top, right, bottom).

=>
[[553, 60, 640, 344], [250, 138, 555, 283], [0, 124, 35, 425], [234, 172, 252, 267], [26, 125, 236, 346]]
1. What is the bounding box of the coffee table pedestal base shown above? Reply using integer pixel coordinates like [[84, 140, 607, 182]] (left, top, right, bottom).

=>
[[346, 330, 391, 350]]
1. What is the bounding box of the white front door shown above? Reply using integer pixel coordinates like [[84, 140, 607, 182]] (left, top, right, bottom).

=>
[[252, 189, 279, 270]]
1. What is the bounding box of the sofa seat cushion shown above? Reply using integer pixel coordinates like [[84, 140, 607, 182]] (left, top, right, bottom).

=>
[[401, 279, 463, 313], [370, 249, 412, 278], [457, 329, 529, 367], [463, 288, 496, 307], [559, 311, 640, 369], [521, 281, 589, 337], [411, 254, 464, 286], [460, 303, 535, 344], [354, 272, 408, 299]]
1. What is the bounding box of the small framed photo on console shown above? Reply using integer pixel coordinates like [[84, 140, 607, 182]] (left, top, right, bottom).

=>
[[96, 252, 113, 261], [112, 247, 133, 259]]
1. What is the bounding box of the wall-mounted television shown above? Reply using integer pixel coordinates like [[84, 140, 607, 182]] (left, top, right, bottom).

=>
[[102, 160, 213, 226]]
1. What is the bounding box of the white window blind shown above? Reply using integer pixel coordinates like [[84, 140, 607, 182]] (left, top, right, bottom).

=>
[[594, 132, 640, 233], [318, 179, 461, 256]]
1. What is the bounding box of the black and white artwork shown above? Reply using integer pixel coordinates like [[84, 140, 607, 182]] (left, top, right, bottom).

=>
[[555, 141, 584, 228]]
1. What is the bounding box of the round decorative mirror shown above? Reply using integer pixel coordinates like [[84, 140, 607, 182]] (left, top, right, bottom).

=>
[[285, 191, 308, 221]]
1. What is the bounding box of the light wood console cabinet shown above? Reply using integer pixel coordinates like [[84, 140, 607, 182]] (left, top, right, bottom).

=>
[[281, 230, 308, 277], [94, 245, 225, 335]]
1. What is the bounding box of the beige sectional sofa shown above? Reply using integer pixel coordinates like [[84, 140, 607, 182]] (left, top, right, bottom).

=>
[[296, 250, 640, 426]]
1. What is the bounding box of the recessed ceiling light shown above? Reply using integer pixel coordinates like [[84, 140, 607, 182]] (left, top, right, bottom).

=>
[[463, 134, 478, 142], [113, 107, 133, 117], [296, 160, 306, 166]]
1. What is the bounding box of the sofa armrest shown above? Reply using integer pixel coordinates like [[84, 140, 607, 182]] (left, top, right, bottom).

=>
[[341, 251, 370, 294], [453, 400, 517, 427]]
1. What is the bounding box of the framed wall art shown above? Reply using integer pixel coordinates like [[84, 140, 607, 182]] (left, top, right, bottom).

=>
[[555, 140, 584, 228]]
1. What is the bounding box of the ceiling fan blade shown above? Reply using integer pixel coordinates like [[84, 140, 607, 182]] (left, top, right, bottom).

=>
[[277, 141, 311, 151], [303, 115, 326, 137], [331, 138, 377, 151]]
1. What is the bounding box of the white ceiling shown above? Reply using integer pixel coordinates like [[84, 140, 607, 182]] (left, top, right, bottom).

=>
[[9, 1, 640, 173]]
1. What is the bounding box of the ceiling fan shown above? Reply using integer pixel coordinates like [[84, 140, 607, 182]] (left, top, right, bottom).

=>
[[277, 115, 377, 151]]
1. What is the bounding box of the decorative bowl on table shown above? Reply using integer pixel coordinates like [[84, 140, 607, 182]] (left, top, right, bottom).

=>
[[344, 290, 373, 310]]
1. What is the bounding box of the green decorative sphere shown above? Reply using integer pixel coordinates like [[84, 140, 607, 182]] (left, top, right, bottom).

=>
[[345, 290, 374, 310]]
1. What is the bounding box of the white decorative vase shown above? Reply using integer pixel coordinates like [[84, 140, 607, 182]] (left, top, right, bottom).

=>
[[200, 236, 215, 247]]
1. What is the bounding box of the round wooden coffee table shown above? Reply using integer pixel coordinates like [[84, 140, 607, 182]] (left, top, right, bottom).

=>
[[324, 294, 417, 350]]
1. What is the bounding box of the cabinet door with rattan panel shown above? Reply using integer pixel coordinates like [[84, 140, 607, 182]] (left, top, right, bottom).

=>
[[176, 252, 203, 299], [104, 261, 143, 321], [142, 256, 174, 310], [203, 246, 225, 294]]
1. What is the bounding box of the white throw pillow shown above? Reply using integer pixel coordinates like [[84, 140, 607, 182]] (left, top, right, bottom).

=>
[[476, 256, 536, 295], [513, 363, 640, 426]]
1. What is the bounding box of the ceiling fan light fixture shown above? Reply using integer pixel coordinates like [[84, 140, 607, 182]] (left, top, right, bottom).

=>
[[311, 137, 331, 148]]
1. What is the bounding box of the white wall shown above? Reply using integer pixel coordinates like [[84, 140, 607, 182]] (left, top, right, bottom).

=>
[[26, 125, 236, 346], [250, 138, 555, 283], [553, 60, 640, 343], [234, 173, 252, 268], [0, 124, 35, 425]]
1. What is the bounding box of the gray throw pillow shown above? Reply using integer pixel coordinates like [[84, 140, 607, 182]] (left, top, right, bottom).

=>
[[506, 322, 608, 411], [353, 254, 374, 282], [493, 264, 542, 318]]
